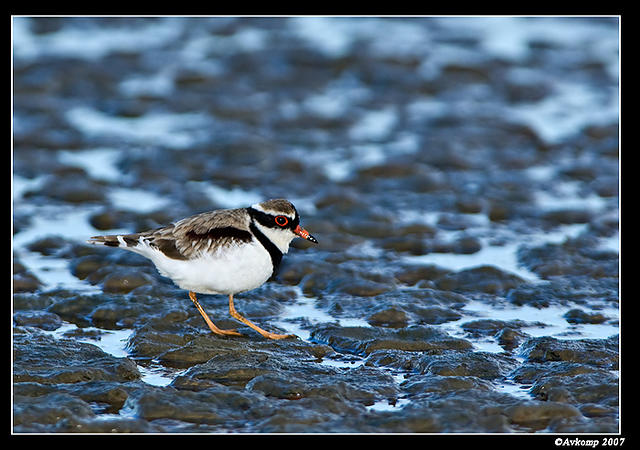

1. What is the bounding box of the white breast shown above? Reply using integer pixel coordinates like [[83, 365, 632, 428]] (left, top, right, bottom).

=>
[[137, 240, 274, 295]]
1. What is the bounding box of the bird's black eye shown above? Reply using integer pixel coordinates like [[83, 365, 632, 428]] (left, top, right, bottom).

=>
[[275, 215, 289, 227]]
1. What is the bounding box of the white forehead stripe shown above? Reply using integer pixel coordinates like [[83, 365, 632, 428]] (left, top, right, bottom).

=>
[[251, 202, 294, 217], [250, 202, 266, 212]]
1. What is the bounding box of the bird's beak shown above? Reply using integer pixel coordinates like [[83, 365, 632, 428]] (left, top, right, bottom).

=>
[[294, 224, 318, 244]]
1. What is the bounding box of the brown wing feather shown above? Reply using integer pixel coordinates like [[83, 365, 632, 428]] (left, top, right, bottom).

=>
[[143, 208, 253, 259]]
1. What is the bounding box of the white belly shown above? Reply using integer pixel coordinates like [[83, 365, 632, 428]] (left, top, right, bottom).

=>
[[142, 241, 273, 295]]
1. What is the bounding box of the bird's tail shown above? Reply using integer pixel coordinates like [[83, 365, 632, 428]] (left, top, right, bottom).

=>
[[87, 234, 141, 248]]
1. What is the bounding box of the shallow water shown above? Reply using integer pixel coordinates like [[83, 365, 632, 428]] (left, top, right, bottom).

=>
[[13, 16, 619, 434]]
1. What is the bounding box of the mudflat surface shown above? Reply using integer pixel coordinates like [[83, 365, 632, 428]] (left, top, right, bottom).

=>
[[13, 17, 619, 433]]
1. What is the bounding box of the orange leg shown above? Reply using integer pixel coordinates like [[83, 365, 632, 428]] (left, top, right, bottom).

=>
[[189, 291, 242, 336], [228, 294, 295, 340]]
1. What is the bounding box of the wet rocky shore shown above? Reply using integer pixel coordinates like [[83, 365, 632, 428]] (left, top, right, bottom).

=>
[[13, 17, 619, 433]]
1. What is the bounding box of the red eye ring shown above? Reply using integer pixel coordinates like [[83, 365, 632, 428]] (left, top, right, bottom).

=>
[[275, 215, 289, 227]]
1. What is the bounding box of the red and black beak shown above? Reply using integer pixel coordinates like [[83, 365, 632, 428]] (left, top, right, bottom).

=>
[[294, 224, 318, 244]]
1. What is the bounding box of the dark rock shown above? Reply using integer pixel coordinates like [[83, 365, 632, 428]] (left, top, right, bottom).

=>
[[563, 308, 608, 324], [340, 279, 392, 297], [26, 236, 72, 256], [37, 173, 106, 203], [89, 209, 138, 231], [47, 293, 114, 327], [14, 380, 129, 414], [375, 389, 519, 432], [453, 236, 482, 254], [245, 397, 367, 433], [13, 259, 42, 293], [246, 364, 398, 406], [579, 403, 618, 419], [421, 288, 470, 307], [418, 351, 520, 380], [13, 271, 43, 293], [13, 292, 55, 311], [102, 271, 154, 294], [538, 386, 574, 403], [507, 277, 618, 308], [156, 334, 250, 369], [13, 331, 140, 384], [367, 307, 409, 328], [130, 387, 224, 425], [127, 326, 196, 364], [277, 262, 316, 286], [488, 202, 511, 222], [311, 325, 473, 355], [504, 401, 583, 430], [436, 213, 473, 231], [518, 238, 618, 279], [398, 223, 437, 237], [70, 255, 111, 280], [381, 236, 429, 255], [169, 338, 339, 389], [455, 197, 484, 214], [495, 327, 529, 350], [542, 209, 592, 225], [461, 318, 537, 336], [394, 265, 451, 286], [511, 362, 604, 385], [13, 310, 63, 331], [13, 393, 95, 429], [365, 349, 425, 372], [435, 265, 527, 295], [519, 335, 618, 369], [411, 305, 462, 325], [401, 375, 493, 396], [531, 372, 619, 407]]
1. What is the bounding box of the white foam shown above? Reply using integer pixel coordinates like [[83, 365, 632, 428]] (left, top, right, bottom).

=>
[[65, 106, 210, 150], [323, 157, 353, 182], [13, 205, 110, 292], [509, 81, 618, 144], [107, 187, 170, 214], [457, 299, 619, 342], [192, 182, 263, 209], [303, 91, 350, 119], [435, 17, 618, 64], [349, 107, 398, 141], [119, 70, 176, 97], [289, 17, 354, 58], [290, 17, 432, 60], [534, 181, 608, 212], [366, 397, 411, 413], [525, 165, 556, 182], [42, 323, 174, 386], [13, 17, 182, 61], [404, 222, 590, 282], [12, 17, 39, 59], [12, 174, 46, 200], [16, 250, 100, 293], [598, 232, 620, 254], [494, 379, 532, 400], [58, 148, 123, 182], [408, 240, 538, 282], [274, 287, 370, 341], [13, 206, 99, 249]]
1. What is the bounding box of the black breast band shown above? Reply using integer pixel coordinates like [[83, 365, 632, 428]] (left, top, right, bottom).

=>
[[249, 222, 283, 276]]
